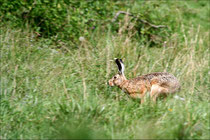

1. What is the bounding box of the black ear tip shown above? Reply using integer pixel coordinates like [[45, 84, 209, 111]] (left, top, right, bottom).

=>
[[115, 58, 124, 64], [115, 58, 119, 63], [119, 59, 123, 63], [115, 58, 122, 72]]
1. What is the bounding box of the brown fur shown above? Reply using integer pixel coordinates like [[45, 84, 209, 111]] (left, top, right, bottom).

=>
[[108, 72, 181, 103]]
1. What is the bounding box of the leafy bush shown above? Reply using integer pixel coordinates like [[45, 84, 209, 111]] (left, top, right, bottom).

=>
[[0, 0, 118, 43], [3, 1, 207, 47]]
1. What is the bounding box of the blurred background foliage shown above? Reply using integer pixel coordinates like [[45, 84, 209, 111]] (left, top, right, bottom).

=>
[[1, 0, 119, 44], [0, 0, 196, 47], [1, 0, 209, 48]]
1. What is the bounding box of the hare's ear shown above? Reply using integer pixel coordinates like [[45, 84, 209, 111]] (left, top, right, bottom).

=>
[[119, 59, 125, 75], [115, 58, 125, 75]]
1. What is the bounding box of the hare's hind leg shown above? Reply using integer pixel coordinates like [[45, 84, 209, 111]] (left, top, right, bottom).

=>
[[150, 84, 168, 102]]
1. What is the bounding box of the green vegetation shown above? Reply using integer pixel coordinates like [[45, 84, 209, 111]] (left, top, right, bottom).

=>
[[0, 1, 209, 139]]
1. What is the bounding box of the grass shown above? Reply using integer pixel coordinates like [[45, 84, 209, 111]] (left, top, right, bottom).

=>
[[0, 1, 209, 139]]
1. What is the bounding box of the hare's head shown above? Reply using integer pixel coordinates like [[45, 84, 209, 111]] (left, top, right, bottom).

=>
[[108, 58, 127, 87]]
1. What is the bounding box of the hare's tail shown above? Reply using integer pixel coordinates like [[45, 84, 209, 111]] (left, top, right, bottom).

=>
[[174, 95, 185, 101]]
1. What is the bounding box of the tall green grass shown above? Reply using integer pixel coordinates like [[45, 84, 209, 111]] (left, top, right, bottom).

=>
[[1, 1, 209, 139]]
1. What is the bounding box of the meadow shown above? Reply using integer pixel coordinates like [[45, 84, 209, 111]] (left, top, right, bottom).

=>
[[0, 1, 209, 139]]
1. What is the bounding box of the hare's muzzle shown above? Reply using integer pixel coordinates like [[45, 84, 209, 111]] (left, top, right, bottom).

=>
[[108, 80, 114, 86]]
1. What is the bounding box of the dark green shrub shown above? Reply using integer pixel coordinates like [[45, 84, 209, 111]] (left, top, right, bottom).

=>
[[0, 0, 176, 47], [0, 1, 118, 42]]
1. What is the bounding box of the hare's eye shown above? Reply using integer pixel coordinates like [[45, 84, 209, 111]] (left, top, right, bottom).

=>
[[114, 76, 117, 79]]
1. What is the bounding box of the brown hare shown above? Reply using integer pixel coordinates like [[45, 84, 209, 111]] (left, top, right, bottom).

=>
[[108, 58, 181, 104]]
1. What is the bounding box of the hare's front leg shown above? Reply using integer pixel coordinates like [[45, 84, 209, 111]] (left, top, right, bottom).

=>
[[129, 94, 144, 104], [139, 88, 147, 104], [129, 88, 147, 104]]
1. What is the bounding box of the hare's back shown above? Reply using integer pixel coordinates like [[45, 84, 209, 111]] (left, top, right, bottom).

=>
[[144, 72, 177, 81], [141, 72, 179, 85], [132, 72, 180, 86], [144, 72, 178, 82]]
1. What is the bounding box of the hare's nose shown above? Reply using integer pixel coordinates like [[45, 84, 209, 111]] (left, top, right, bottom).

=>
[[108, 81, 114, 86], [107, 81, 111, 86], [107, 80, 110, 85]]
